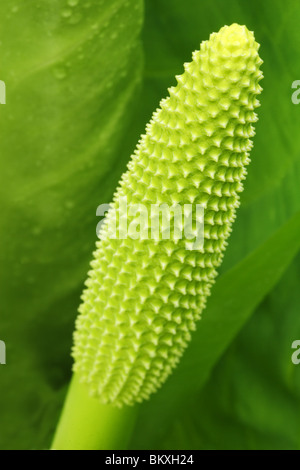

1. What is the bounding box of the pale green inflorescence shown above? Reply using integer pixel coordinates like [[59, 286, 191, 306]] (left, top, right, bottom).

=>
[[73, 24, 263, 406]]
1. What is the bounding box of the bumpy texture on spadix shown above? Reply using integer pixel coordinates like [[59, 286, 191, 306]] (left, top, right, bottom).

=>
[[73, 24, 263, 406]]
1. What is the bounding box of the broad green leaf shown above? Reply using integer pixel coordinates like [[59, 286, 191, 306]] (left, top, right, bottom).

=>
[[0, 0, 143, 450], [163, 255, 300, 450]]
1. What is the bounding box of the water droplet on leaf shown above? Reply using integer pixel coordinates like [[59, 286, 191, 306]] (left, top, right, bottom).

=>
[[32, 227, 42, 236], [54, 67, 67, 80], [61, 9, 72, 18]]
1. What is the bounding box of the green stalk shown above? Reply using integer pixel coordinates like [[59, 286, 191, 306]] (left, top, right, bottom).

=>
[[51, 374, 137, 450]]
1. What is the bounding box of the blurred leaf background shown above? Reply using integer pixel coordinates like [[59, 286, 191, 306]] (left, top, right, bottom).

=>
[[0, 0, 300, 450]]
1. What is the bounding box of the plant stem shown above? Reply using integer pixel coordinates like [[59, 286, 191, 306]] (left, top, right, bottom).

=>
[[51, 373, 137, 450]]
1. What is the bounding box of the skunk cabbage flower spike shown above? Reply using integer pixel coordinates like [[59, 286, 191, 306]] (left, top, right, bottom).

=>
[[72, 24, 263, 406]]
